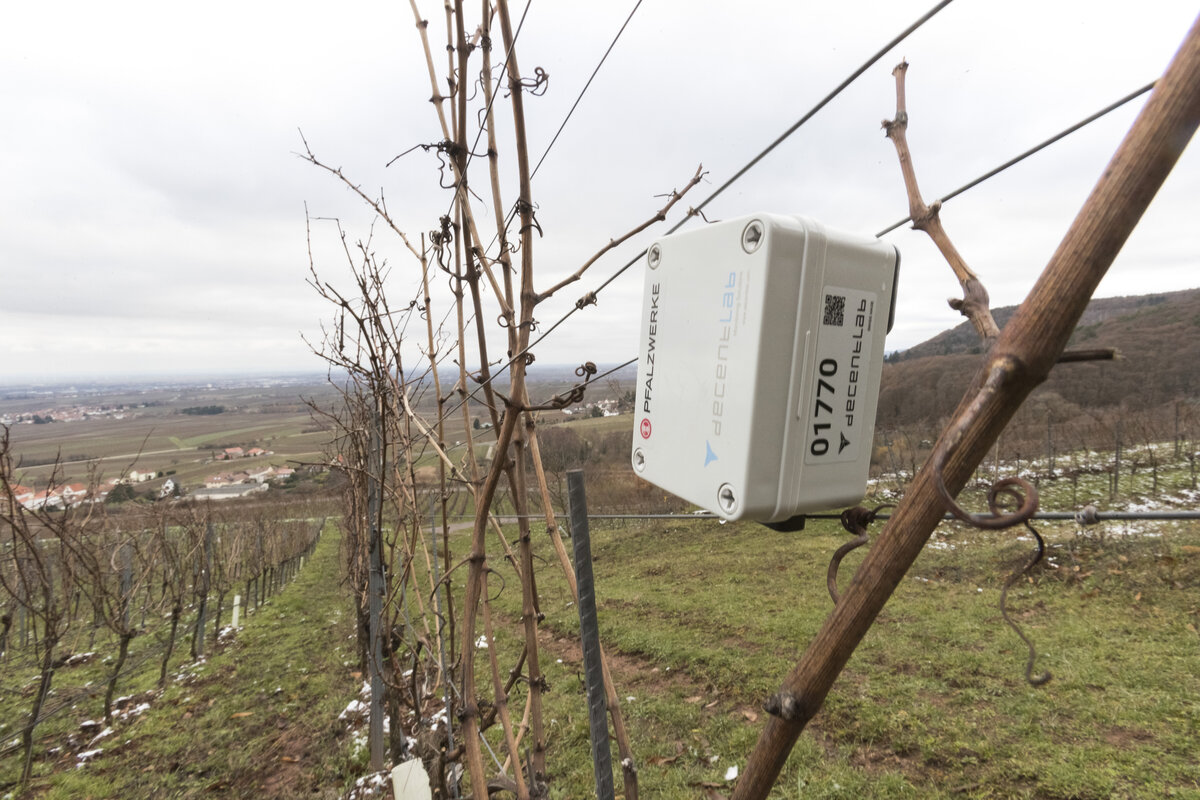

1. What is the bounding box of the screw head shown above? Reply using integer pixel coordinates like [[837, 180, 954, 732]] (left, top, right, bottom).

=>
[[717, 483, 737, 515], [633, 448, 646, 472], [741, 220, 764, 254], [647, 244, 662, 269]]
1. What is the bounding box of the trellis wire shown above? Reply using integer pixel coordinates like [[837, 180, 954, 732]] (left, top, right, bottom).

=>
[[421, 0, 959, 434]]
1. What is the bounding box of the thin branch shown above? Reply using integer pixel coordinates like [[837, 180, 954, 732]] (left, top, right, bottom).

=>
[[535, 164, 706, 304], [882, 60, 1001, 342]]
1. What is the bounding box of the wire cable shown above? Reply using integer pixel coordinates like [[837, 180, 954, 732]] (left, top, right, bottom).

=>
[[681, 0, 956, 231], [530, 0, 644, 180], [433, 0, 958, 429], [875, 81, 1157, 237], [474, 0, 647, 283], [504, 79, 1167, 390]]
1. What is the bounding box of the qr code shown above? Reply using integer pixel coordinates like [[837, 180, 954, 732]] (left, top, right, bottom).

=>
[[823, 293, 846, 327]]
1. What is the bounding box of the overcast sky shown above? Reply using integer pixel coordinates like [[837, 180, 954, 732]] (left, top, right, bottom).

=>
[[2, 1, 1197, 383]]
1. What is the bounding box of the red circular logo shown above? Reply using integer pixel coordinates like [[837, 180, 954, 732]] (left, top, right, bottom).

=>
[[639, 418, 652, 439]]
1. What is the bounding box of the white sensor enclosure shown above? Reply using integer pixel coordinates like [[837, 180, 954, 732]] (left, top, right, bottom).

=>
[[631, 214, 899, 523]]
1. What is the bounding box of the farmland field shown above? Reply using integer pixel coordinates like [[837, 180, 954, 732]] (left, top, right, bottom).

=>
[[0, 369, 632, 501], [1, 377, 343, 494]]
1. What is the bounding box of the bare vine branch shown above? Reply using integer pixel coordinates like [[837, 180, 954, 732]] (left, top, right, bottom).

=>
[[882, 60, 1001, 343], [535, 164, 707, 303]]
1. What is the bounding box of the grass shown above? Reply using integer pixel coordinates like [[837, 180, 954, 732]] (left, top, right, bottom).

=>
[[469, 463, 1200, 798], [1, 521, 362, 799], [6, 451, 1199, 799]]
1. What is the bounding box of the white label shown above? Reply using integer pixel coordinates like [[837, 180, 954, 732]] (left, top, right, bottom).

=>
[[802, 286, 877, 465]]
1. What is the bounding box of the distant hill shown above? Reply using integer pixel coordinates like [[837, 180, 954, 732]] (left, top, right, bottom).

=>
[[878, 288, 1200, 427]]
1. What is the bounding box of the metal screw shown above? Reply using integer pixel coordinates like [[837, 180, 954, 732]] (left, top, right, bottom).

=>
[[633, 448, 646, 472], [741, 220, 764, 254], [647, 244, 662, 269], [717, 483, 737, 514]]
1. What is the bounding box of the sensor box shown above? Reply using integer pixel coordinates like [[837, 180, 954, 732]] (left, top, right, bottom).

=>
[[631, 214, 898, 523]]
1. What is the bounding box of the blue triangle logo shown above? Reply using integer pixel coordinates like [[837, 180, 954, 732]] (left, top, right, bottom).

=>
[[704, 441, 718, 467]]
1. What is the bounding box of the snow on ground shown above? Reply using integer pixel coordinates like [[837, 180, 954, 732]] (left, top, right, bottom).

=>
[[75, 748, 103, 767]]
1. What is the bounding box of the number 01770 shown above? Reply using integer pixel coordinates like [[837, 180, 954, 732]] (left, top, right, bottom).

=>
[[810, 358, 838, 456]]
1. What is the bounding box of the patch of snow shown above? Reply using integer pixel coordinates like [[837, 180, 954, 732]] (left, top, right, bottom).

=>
[[117, 700, 152, 721], [76, 748, 103, 766], [346, 768, 393, 800], [340, 699, 368, 722], [89, 727, 114, 747]]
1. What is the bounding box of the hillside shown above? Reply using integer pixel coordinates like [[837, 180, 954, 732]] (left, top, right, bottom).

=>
[[878, 288, 1200, 427]]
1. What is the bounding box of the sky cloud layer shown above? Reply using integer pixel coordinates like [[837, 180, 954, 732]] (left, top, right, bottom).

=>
[[2, 1, 1197, 381]]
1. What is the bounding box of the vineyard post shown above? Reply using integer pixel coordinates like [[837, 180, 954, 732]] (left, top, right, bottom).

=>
[[1175, 399, 1183, 458], [193, 520, 214, 658], [567, 469, 615, 800], [367, 398, 386, 772], [428, 491, 455, 759], [119, 541, 132, 629], [734, 15, 1200, 797], [1113, 417, 1123, 501]]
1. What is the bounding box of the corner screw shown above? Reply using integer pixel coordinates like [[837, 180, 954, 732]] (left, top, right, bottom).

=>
[[717, 483, 737, 514], [633, 448, 646, 472], [741, 220, 764, 254], [647, 244, 662, 269]]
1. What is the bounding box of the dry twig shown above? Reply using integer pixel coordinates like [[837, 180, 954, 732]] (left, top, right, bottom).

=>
[[883, 60, 1001, 343]]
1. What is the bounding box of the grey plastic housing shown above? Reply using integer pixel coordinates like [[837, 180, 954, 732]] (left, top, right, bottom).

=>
[[631, 214, 899, 523]]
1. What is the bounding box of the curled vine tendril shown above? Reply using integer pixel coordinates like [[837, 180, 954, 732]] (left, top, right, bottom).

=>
[[828, 504, 893, 604], [929, 358, 1040, 530], [1001, 522, 1052, 686], [523, 362, 599, 411], [505, 66, 549, 97], [926, 358, 1049, 685]]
